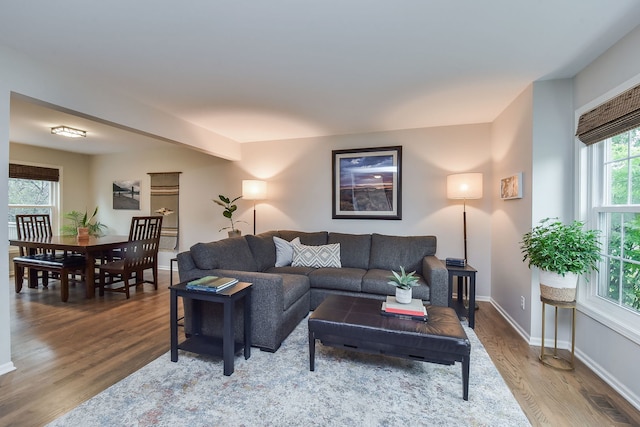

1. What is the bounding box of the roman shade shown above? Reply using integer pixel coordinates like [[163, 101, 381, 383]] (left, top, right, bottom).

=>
[[576, 83, 640, 146], [9, 163, 59, 182]]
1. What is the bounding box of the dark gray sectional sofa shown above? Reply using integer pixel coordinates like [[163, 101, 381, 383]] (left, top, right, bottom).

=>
[[177, 230, 448, 352]]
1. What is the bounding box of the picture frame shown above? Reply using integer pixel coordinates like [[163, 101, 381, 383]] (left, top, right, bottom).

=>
[[332, 146, 402, 219], [500, 173, 523, 200], [113, 179, 141, 210]]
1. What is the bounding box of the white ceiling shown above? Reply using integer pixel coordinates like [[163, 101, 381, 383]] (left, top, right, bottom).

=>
[[3, 1, 640, 154]]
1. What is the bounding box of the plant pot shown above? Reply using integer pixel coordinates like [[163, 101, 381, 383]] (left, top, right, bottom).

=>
[[227, 230, 242, 238], [77, 227, 90, 240], [539, 270, 578, 302], [395, 287, 412, 304]]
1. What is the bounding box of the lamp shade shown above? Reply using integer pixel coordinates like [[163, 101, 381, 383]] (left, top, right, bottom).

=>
[[242, 180, 267, 200], [447, 173, 483, 200]]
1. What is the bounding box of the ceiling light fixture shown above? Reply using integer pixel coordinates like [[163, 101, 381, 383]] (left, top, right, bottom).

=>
[[51, 125, 87, 138]]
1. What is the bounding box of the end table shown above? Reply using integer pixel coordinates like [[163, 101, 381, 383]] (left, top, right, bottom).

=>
[[170, 281, 252, 376], [446, 263, 477, 329]]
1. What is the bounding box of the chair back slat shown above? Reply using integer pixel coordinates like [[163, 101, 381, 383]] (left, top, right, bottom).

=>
[[123, 238, 160, 269], [16, 214, 53, 256], [128, 216, 163, 241], [16, 214, 52, 239]]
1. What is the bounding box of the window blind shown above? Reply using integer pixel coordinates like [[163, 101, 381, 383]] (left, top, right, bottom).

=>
[[576, 83, 640, 146], [9, 163, 59, 182]]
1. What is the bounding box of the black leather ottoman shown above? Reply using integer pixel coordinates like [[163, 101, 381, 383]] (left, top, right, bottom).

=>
[[308, 295, 471, 400]]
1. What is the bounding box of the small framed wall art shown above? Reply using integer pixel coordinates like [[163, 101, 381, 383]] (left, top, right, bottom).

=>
[[500, 172, 523, 200], [113, 179, 141, 210]]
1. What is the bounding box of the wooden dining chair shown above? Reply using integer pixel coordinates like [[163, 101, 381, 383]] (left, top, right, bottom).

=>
[[98, 216, 163, 298], [15, 214, 55, 287], [14, 214, 86, 301]]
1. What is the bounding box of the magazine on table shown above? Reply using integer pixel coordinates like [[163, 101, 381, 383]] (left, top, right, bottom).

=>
[[186, 276, 238, 292]]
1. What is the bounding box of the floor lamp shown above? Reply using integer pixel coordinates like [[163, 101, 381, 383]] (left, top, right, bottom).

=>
[[447, 173, 483, 308], [242, 180, 267, 235]]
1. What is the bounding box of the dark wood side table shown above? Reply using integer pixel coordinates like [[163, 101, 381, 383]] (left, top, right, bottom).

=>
[[445, 263, 477, 329], [170, 281, 252, 376]]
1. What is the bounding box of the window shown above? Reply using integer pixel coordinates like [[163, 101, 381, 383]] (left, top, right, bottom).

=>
[[598, 129, 640, 311], [8, 164, 60, 240], [582, 126, 640, 341]]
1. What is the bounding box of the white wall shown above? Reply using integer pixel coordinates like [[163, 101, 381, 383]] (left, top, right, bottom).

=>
[[490, 85, 534, 337], [0, 85, 14, 375], [90, 124, 494, 296], [530, 79, 575, 343], [233, 125, 493, 298], [572, 24, 640, 408]]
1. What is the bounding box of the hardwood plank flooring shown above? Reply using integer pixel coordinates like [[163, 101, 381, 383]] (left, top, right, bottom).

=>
[[1, 272, 639, 426]]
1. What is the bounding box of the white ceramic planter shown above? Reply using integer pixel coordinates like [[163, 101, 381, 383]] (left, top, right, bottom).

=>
[[539, 270, 578, 302], [395, 287, 412, 304]]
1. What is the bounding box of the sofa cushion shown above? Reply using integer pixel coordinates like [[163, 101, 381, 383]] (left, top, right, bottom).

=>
[[280, 273, 311, 311], [368, 233, 437, 274], [278, 230, 328, 246], [245, 231, 280, 271], [362, 268, 430, 300], [292, 243, 341, 268], [308, 267, 365, 292], [190, 238, 258, 272], [273, 236, 301, 267], [266, 265, 316, 276], [328, 232, 371, 269]]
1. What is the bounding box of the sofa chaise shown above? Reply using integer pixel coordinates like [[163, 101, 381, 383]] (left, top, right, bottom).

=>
[[177, 230, 449, 352]]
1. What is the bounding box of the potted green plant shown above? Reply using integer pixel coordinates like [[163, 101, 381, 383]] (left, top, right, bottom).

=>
[[61, 207, 107, 238], [213, 195, 248, 238], [520, 218, 602, 302], [388, 266, 421, 303]]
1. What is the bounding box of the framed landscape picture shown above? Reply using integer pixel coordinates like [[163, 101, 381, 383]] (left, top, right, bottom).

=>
[[500, 173, 523, 200], [332, 146, 402, 219], [113, 179, 141, 210]]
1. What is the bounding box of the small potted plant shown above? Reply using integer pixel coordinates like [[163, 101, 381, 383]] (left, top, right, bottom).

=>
[[388, 266, 421, 303], [61, 207, 107, 238], [520, 218, 601, 302], [213, 195, 248, 238]]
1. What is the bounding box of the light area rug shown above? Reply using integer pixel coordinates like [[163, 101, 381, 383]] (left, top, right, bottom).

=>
[[48, 318, 530, 427]]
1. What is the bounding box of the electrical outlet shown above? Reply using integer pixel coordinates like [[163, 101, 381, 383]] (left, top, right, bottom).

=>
[[520, 296, 526, 310]]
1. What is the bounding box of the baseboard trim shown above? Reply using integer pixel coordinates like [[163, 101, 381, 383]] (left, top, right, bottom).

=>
[[0, 361, 16, 376], [575, 347, 640, 411], [489, 298, 531, 344], [491, 298, 640, 412]]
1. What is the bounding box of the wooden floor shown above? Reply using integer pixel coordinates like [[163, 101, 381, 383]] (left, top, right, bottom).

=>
[[1, 271, 639, 427]]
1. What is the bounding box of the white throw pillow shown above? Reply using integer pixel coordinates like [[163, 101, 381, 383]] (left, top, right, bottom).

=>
[[273, 236, 301, 267], [292, 243, 341, 268]]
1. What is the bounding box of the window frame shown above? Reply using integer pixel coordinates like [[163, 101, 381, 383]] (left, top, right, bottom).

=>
[[577, 76, 640, 346], [8, 162, 61, 240]]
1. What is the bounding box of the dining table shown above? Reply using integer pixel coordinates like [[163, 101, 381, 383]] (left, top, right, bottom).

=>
[[9, 234, 130, 299]]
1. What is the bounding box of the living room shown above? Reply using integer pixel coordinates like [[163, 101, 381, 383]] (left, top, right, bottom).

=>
[[2, 2, 640, 424]]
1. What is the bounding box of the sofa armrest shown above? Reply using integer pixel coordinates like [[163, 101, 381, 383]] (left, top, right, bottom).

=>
[[176, 251, 199, 282], [423, 256, 448, 307]]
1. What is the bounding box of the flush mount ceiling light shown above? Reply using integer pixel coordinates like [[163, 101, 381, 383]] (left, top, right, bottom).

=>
[[51, 125, 87, 138]]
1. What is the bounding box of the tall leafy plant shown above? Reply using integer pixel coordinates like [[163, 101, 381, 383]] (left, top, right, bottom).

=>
[[213, 195, 247, 232], [520, 218, 602, 276]]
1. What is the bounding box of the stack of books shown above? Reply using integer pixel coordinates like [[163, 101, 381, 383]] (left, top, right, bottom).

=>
[[381, 296, 428, 321], [186, 276, 238, 293]]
